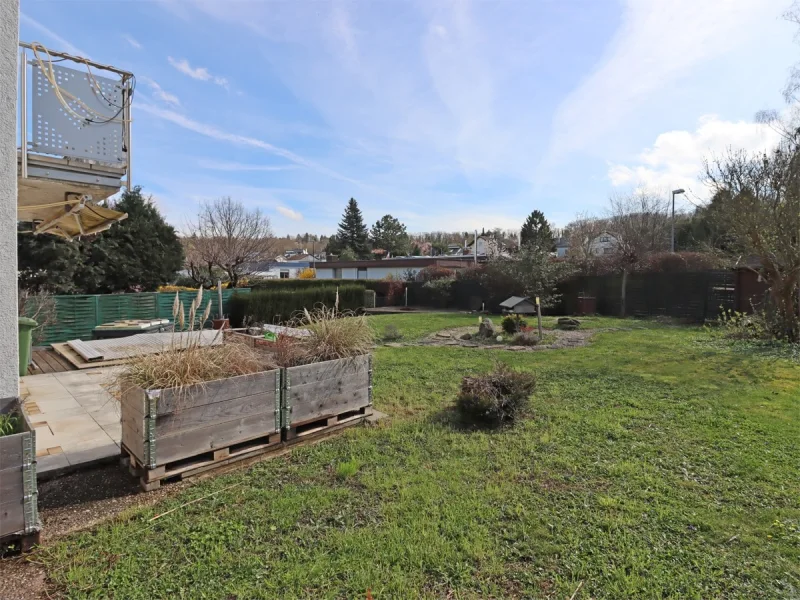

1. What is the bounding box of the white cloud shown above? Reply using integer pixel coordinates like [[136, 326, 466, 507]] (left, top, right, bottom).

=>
[[196, 159, 297, 172], [140, 77, 180, 106], [276, 206, 303, 221], [135, 103, 362, 185], [547, 0, 786, 161], [123, 34, 142, 49], [607, 115, 782, 200], [168, 57, 229, 88], [20, 13, 89, 57]]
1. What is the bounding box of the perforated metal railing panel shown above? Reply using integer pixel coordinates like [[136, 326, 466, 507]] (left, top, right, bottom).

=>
[[30, 62, 127, 163]]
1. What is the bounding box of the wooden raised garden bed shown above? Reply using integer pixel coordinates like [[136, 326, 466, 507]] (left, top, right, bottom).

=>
[[0, 397, 40, 552], [283, 355, 373, 441], [121, 370, 282, 490], [120, 354, 375, 490]]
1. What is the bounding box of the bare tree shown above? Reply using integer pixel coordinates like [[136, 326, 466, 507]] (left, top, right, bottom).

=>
[[189, 197, 277, 288], [563, 212, 606, 262], [704, 144, 800, 341], [607, 189, 672, 264]]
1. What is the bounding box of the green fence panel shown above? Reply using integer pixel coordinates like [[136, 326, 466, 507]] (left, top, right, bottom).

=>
[[40, 295, 99, 344], [98, 293, 158, 324], [37, 289, 251, 345], [156, 289, 249, 329]]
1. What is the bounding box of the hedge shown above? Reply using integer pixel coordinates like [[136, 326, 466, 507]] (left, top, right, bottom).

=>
[[229, 284, 366, 326]]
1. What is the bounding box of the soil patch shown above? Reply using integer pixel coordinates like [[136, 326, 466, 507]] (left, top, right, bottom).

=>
[[413, 326, 596, 351]]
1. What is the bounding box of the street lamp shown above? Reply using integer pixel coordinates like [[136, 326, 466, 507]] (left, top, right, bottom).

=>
[[671, 188, 685, 252]]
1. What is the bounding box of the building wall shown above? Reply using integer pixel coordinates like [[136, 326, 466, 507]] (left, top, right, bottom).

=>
[[0, 0, 19, 399], [589, 234, 618, 256], [316, 265, 424, 280]]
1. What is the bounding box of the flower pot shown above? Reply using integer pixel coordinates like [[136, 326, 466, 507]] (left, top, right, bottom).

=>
[[212, 318, 230, 330]]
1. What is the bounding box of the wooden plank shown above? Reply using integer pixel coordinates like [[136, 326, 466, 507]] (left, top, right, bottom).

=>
[[52, 343, 130, 370], [0, 497, 26, 538], [0, 465, 23, 500], [286, 355, 370, 387], [155, 391, 276, 436], [0, 433, 25, 468], [290, 386, 370, 425], [37, 351, 59, 373], [154, 411, 277, 466], [47, 350, 74, 372], [67, 339, 104, 362], [155, 370, 278, 416], [121, 421, 145, 464], [285, 408, 371, 442], [31, 351, 54, 374]]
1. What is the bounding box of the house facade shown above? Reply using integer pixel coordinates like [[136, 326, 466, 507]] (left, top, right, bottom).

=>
[[315, 257, 473, 280], [1, 0, 19, 399], [589, 232, 619, 256], [250, 261, 315, 279]]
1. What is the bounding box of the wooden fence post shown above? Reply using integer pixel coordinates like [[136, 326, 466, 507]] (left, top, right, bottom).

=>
[[620, 270, 627, 318]]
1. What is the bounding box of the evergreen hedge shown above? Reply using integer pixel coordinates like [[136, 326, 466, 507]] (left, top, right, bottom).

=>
[[229, 284, 366, 326]]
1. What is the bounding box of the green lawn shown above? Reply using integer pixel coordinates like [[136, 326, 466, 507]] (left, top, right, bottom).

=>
[[39, 316, 800, 599]]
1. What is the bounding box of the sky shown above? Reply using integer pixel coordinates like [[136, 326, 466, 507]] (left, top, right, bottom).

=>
[[18, 0, 798, 235]]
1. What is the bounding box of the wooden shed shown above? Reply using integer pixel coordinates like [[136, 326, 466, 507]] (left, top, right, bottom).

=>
[[499, 296, 537, 315]]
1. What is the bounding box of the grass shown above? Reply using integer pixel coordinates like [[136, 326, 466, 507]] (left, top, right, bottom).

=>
[[38, 315, 800, 599]]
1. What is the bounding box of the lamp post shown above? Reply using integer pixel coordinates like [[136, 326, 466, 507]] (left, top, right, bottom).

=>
[[671, 188, 685, 252]]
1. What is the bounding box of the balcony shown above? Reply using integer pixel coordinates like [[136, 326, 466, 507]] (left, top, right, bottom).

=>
[[17, 42, 133, 238]]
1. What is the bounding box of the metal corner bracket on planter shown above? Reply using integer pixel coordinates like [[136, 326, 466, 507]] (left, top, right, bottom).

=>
[[0, 397, 41, 551]]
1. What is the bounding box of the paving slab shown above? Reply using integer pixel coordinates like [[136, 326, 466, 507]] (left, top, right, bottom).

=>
[[20, 370, 122, 475]]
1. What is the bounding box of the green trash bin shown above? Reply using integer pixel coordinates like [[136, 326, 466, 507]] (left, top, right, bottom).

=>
[[18, 317, 38, 376]]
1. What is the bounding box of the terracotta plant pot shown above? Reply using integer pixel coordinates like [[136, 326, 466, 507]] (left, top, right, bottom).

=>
[[212, 318, 230, 330]]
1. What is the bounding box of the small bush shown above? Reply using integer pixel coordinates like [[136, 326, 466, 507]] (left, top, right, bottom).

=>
[[456, 363, 536, 427], [713, 308, 769, 340], [513, 332, 539, 346], [416, 266, 455, 282], [0, 412, 21, 437], [382, 324, 403, 341], [501, 315, 527, 334]]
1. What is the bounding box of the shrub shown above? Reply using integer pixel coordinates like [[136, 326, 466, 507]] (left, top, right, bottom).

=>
[[501, 315, 527, 334], [456, 363, 536, 427], [421, 278, 454, 307], [287, 306, 375, 365], [229, 284, 365, 326], [513, 331, 539, 346], [298, 268, 316, 279], [381, 324, 403, 341], [416, 266, 455, 282], [712, 308, 770, 340]]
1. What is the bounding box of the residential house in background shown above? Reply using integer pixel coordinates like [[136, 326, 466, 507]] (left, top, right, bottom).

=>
[[554, 237, 570, 258], [589, 232, 619, 256], [315, 256, 475, 280], [249, 260, 315, 279]]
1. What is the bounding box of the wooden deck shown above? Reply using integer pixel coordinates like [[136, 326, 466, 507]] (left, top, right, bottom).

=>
[[28, 348, 74, 375]]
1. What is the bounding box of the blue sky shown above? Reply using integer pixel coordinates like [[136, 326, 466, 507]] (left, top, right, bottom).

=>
[[19, 0, 797, 235]]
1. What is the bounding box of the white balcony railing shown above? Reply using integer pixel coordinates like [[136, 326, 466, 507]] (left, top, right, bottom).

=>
[[18, 41, 134, 187]]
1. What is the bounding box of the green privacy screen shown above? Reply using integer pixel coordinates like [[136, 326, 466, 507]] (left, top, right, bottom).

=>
[[32, 289, 250, 345]]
